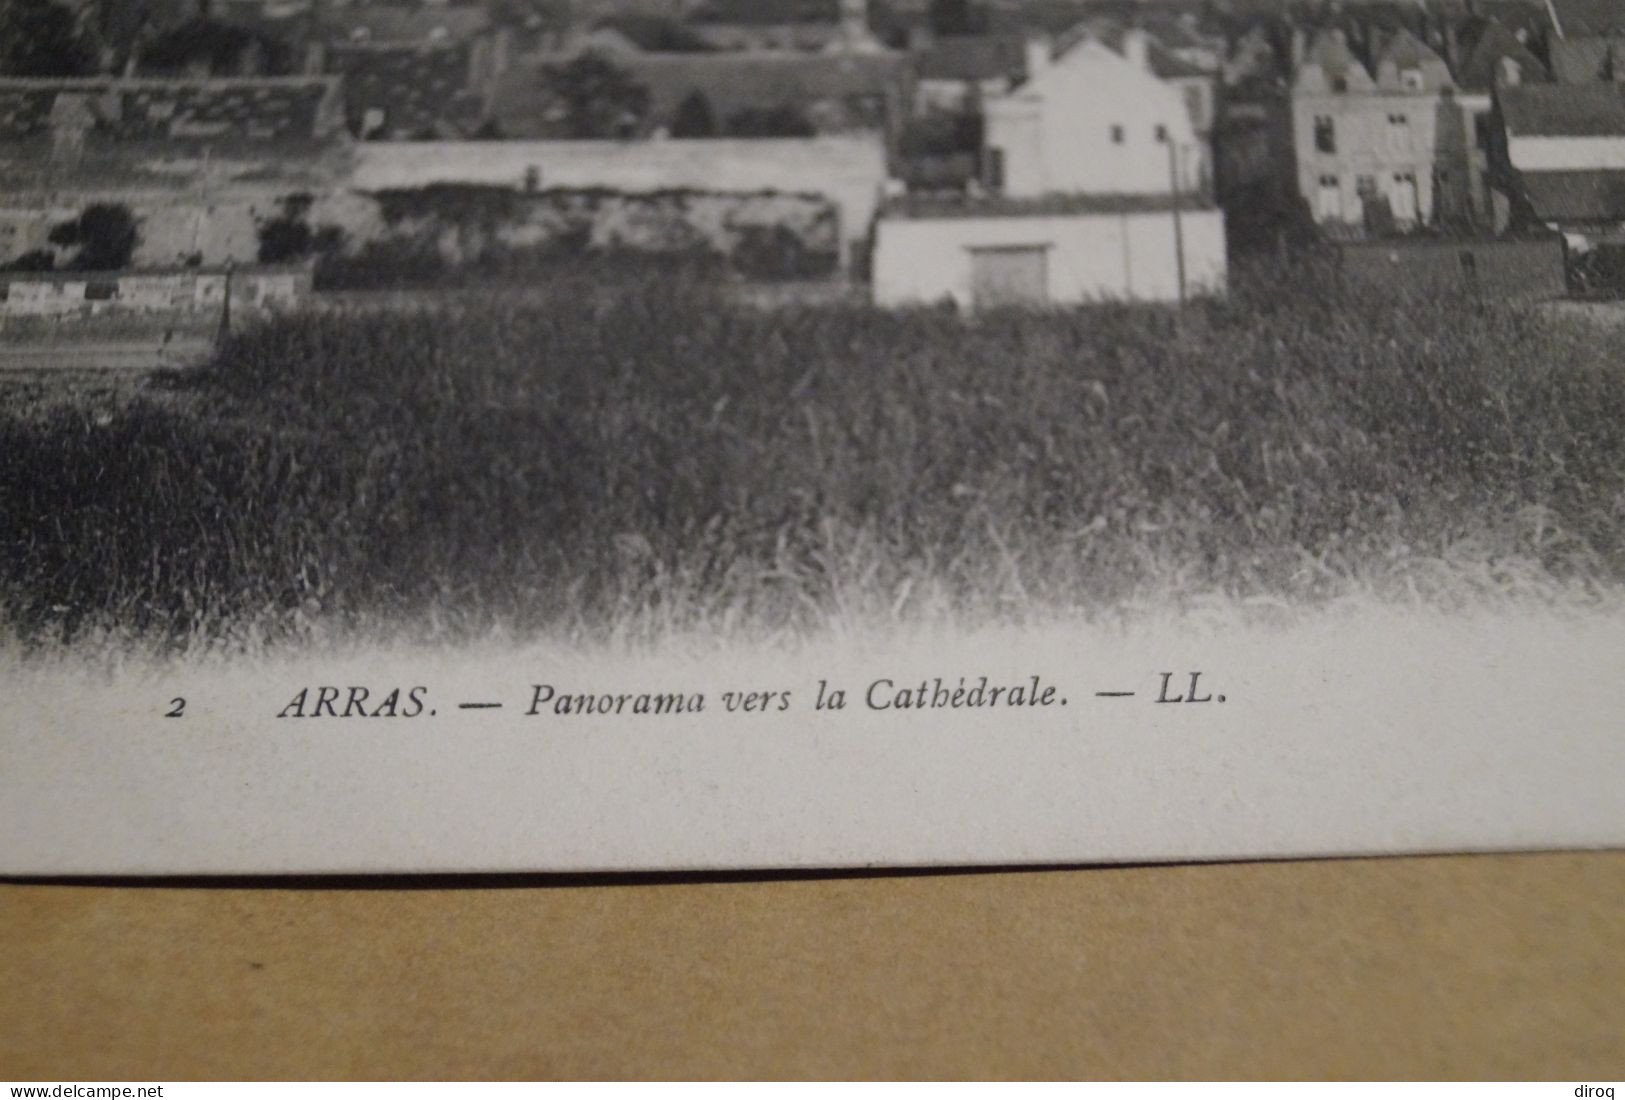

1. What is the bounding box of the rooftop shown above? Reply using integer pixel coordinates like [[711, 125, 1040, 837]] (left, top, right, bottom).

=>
[[1502, 82, 1625, 137]]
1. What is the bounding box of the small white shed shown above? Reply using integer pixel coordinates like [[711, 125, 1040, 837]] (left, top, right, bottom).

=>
[[871, 193, 1227, 309]]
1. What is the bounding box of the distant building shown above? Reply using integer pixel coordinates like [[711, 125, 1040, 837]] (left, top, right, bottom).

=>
[[871, 191, 1226, 307], [1290, 27, 1463, 233], [1494, 82, 1625, 253], [982, 30, 1207, 197], [874, 27, 1225, 308]]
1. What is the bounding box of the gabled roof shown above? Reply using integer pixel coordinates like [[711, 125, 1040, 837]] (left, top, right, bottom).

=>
[[1454, 16, 1550, 91], [1547, 0, 1625, 37], [1052, 19, 1212, 81], [1373, 27, 1454, 90], [1501, 82, 1625, 137], [1295, 28, 1374, 90], [1519, 169, 1625, 220]]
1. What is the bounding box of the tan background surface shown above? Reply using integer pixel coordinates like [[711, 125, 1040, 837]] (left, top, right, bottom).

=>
[[3, 853, 1623, 1080]]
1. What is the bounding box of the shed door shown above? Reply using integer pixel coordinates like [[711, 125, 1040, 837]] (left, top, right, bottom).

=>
[[969, 246, 1048, 307]]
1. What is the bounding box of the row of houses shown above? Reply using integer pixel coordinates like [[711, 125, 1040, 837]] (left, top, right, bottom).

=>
[[9, 0, 1625, 308]]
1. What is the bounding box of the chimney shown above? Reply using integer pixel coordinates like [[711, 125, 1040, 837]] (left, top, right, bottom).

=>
[[839, 0, 868, 43], [1024, 34, 1050, 80], [1123, 28, 1150, 70]]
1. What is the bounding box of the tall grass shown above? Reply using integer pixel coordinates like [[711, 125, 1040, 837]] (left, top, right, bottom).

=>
[[4, 258, 1624, 654]]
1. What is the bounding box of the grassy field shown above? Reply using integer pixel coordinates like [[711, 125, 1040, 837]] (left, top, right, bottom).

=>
[[4, 258, 1624, 656]]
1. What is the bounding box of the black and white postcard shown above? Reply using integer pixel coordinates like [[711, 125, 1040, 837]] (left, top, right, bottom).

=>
[[2, 0, 1623, 874]]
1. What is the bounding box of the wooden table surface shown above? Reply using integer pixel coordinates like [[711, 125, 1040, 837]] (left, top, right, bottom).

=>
[[4, 853, 1623, 1080]]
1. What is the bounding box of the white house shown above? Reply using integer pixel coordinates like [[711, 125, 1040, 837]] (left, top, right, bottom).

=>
[[981, 31, 1207, 198], [871, 28, 1226, 308]]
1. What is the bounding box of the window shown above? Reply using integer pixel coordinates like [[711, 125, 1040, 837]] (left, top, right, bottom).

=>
[[1400, 67, 1424, 91], [1331, 76, 1348, 93], [985, 146, 1005, 192], [1474, 112, 1493, 151], [1154, 124, 1168, 143], [84, 279, 116, 301], [1356, 174, 1377, 197], [523, 165, 540, 192], [1314, 114, 1336, 154], [1110, 124, 1124, 144]]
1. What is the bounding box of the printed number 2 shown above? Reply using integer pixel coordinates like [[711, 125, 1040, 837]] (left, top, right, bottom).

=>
[[166, 698, 186, 718]]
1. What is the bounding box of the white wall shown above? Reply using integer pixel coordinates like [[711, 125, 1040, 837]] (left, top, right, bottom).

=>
[[983, 40, 1204, 197], [351, 136, 889, 253], [1509, 135, 1625, 171], [871, 209, 1227, 307]]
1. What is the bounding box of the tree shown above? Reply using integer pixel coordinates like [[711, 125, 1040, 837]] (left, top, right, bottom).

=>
[[540, 52, 650, 139], [48, 204, 140, 270], [0, 0, 95, 76], [670, 90, 717, 139]]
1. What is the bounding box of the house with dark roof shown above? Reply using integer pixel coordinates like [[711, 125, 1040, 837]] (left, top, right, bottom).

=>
[[1493, 81, 1625, 248]]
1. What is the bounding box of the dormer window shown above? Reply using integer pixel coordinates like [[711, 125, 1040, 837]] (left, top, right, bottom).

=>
[[1331, 75, 1348, 93], [1400, 67, 1424, 91]]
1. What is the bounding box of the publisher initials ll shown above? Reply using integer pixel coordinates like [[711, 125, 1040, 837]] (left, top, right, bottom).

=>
[[1156, 672, 1221, 704]]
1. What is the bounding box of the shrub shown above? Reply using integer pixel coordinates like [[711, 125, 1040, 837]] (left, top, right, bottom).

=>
[[4, 259, 1624, 651]]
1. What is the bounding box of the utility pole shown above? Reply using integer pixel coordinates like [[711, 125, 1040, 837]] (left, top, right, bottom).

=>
[[1168, 135, 1188, 306]]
